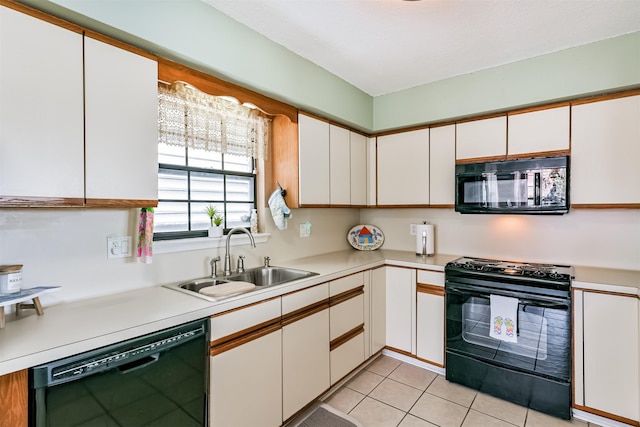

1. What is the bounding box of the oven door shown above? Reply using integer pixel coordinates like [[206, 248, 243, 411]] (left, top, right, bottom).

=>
[[446, 282, 571, 382]]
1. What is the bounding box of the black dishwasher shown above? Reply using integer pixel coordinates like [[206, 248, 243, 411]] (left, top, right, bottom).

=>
[[29, 319, 209, 427]]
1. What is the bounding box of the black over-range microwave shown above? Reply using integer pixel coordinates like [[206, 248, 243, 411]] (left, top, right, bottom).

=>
[[455, 155, 570, 214]]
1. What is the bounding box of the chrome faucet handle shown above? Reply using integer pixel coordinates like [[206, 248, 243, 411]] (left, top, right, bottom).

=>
[[210, 256, 220, 277], [264, 256, 271, 267], [237, 255, 245, 273]]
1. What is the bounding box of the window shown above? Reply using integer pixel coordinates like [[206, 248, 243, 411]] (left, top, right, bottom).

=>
[[154, 145, 256, 240], [154, 82, 268, 241]]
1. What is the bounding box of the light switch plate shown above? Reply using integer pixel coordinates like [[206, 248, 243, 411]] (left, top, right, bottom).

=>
[[107, 236, 132, 259], [410, 224, 417, 235]]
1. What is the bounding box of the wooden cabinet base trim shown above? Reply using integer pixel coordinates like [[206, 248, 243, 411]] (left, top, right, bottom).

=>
[[506, 149, 570, 160], [210, 321, 281, 356], [330, 286, 364, 307], [415, 356, 445, 369], [330, 324, 364, 351], [0, 196, 84, 208], [375, 204, 431, 208], [281, 300, 329, 327], [85, 199, 158, 208], [384, 346, 413, 358], [571, 203, 640, 209], [572, 288, 639, 299], [417, 283, 445, 297], [573, 404, 639, 427], [0, 369, 28, 427], [456, 155, 507, 164]]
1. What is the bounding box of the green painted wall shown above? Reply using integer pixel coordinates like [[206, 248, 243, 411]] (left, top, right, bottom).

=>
[[18, 0, 640, 134], [373, 32, 640, 132]]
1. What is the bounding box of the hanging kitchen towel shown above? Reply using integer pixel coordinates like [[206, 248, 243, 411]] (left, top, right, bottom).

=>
[[136, 208, 154, 264], [268, 187, 291, 230], [489, 294, 518, 343]]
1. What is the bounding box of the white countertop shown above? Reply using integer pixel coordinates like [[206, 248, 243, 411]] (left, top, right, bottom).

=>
[[0, 249, 637, 375]]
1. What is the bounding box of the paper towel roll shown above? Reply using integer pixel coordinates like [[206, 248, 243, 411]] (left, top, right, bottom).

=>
[[415, 223, 435, 256]]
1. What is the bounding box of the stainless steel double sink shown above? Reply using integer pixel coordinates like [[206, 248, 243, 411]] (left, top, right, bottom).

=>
[[165, 266, 319, 301]]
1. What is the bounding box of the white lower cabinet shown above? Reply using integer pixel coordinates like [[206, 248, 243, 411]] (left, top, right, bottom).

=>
[[370, 267, 387, 355], [416, 270, 445, 367], [209, 298, 282, 427], [282, 283, 330, 421], [210, 330, 282, 427], [385, 266, 416, 354], [574, 289, 640, 424], [329, 274, 365, 385]]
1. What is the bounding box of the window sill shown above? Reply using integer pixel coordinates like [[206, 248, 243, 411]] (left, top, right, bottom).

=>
[[154, 232, 271, 255]]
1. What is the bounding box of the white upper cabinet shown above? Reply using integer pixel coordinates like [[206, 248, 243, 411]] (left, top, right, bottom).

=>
[[429, 125, 456, 206], [507, 105, 569, 157], [377, 129, 429, 205], [456, 116, 507, 161], [0, 6, 85, 203], [366, 137, 377, 206], [298, 113, 368, 207], [350, 132, 367, 206], [84, 37, 158, 204], [298, 114, 330, 205], [329, 124, 351, 205], [571, 95, 640, 205]]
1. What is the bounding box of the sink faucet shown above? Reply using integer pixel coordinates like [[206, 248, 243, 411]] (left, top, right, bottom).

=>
[[223, 227, 256, 276]]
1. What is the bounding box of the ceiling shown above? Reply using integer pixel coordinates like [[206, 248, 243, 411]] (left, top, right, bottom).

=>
[[201, 0, 640, 97]]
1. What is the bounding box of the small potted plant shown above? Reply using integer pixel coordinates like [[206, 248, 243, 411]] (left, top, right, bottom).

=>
[[206, 205, 224, 238]]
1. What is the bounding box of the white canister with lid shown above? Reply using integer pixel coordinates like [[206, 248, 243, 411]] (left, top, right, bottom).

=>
[[0, 264, 23, 294]]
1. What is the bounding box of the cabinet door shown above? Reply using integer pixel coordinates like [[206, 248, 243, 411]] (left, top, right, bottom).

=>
[[456, 116, 506, 161], [84, 37, 158, 205], [282, 308, 330, 420], [330, 332, 365, 385], [370, 267, 387, 355], [329, 124, 351, 205], [377, 129, 429, 205], [298, 114, 330, 205], [429, 125, 455, 206], [582, 291, 639, 422], [350, 132, 367, 206], [210, 329, 282, 427], [366, 137, 377, 206], [0, 6, 84, 203], [507, 105, 569, 156], [0, 370, 28, 427], [385, 267, 415, 354], [571, 95, 640, 205], [416, 270, 445, 367]]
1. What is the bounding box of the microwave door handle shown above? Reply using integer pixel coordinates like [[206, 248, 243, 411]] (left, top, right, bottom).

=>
[[534, 172, 541, 205]]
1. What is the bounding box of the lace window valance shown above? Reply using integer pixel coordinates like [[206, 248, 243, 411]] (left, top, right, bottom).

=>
[[158, 82, 270, 160]]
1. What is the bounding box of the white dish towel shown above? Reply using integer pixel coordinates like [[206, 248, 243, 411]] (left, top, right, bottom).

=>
[[268, 187, 291, 230], [489, 294, 518, 343]]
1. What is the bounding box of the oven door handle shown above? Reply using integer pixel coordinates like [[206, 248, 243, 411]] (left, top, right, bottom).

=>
[[446, 283, 570, 306]]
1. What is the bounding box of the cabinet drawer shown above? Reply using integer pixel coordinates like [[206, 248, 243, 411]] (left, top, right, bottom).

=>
[[330, 332, 365, 385], [417, 270, 444, 287], [330, 273, 364, 296], [282, 283, 329, 315], [210, 298, 281, 342], [330, 294, 364, 340]]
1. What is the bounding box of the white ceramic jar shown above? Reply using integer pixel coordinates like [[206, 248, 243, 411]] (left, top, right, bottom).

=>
[[0, 264, 22, 294]]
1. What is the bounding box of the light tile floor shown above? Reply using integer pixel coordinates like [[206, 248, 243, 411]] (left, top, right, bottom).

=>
[[325, 355, 601, 427]]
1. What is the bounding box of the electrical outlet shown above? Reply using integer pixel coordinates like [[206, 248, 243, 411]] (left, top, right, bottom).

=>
[[300, 222, 311, 238], [107, 236, 132, 259], [410, 224, 417, 235]]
